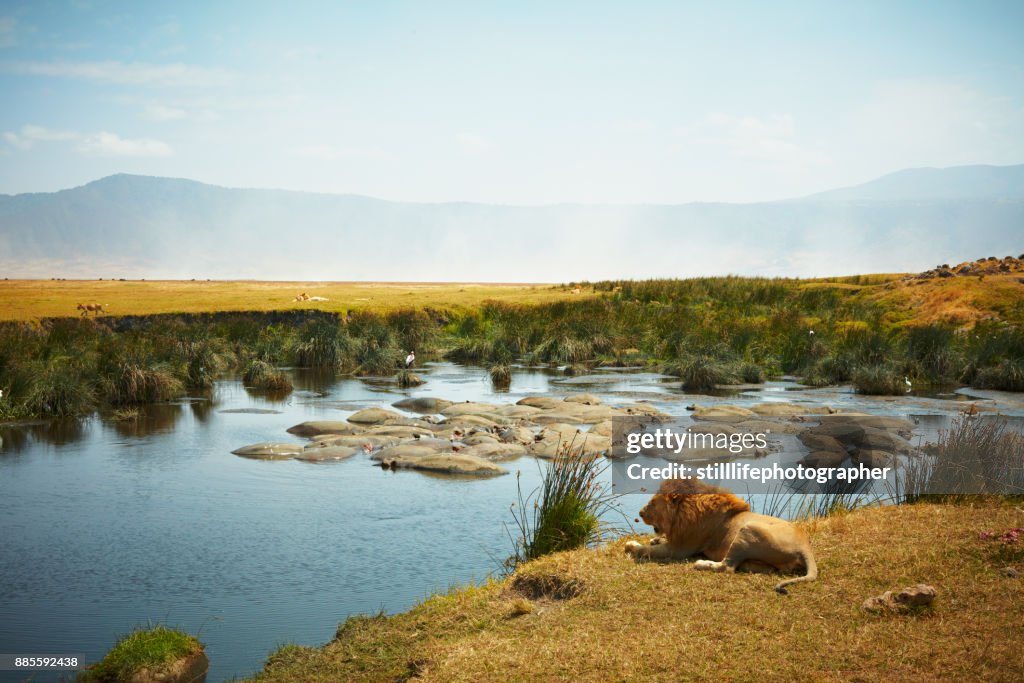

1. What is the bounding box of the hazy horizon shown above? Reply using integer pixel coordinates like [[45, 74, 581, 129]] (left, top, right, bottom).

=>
[[2, 2, 1023, 204]]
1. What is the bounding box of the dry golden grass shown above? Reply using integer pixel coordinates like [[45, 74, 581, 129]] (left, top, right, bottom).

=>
[[0, 280, 590, 321], [248, 502, 1024, 682], [868, 273, 1024, 327]]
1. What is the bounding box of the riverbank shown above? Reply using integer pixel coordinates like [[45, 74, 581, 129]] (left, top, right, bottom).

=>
[[2, 267, 1022, 421], [247, 500, 1023, 682]]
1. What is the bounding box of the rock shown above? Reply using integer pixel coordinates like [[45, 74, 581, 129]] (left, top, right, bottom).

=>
[[517, 396, 565, 409], [370, 443, 451, 462], [462, 441, 529, 461], [231, 442, 303, 460], [287, 420, 365, 437], [828, 415, 916, 432], [807, 422, 868, 442], [856, 429, 914, 454], [565, 393, 602, 405], [495, 404, 543, 419], [364, 424, 435, 438], [750, 403, 814, 416], [392, 397, 454, 414], [999, 567, 1020, 578], [294, 446, 359, 462], [799, 450, 848, 468], [619, 403, 668, 417], [348, 407, 406, 424], [316, 434, 401, 450], [589, 420, 613, 437], [852, 449, 894, 468], [444, 414, 503, 428], [863, 584, 937, 613], [499, 425, 536, 444], [687, 421, 742, 437], [382, 453, 507, 476], [461, 433, 500, 446], [692, 405, 756, 418], [798, 433, 847, 453], [440, 402, 501, 417], [531, 411, 590, 425], [735, 419, 804, 434]]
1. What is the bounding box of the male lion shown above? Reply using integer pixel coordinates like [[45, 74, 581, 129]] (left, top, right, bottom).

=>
[[624, 478, 817, 594]]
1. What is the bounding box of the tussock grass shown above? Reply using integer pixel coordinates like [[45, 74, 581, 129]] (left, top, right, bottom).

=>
[[852, 363, 908, 395], [82, 625, 203, 683], [245, 501, 1024, 683], [504, 440, 619, 573], [664, 355, 739, 392], [243, 360, 294, 393], [489, 363, 511, 389], [99, 360, 184, 405], [904, 416, 1024, 501]]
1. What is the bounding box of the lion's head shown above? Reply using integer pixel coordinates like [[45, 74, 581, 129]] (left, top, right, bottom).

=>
[[638, 478, 749, 544]]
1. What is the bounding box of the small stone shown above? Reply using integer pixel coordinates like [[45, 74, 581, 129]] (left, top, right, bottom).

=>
[[999, 567, 1020, 578], [863, 583, 937, 613]]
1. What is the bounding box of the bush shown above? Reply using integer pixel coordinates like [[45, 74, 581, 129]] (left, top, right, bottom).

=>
[[22, 359, 97, 417], [972, 359, 1024, 392], [100, 361, 184, 406], [489, 364, 512, 389], [243, 360, 293, 392], [738, 362, 766, 384], [851, 364, 907, 395], [665, 355, 738, 392]]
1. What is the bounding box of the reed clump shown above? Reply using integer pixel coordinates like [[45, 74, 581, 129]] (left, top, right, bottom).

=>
[[243, 360, 293, 392]]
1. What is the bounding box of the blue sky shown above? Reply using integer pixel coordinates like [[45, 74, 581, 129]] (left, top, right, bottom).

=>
[[0, 0, 1022, 203]]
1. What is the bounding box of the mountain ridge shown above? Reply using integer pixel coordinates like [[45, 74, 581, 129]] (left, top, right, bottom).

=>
[[1, 164, 1021, 281]]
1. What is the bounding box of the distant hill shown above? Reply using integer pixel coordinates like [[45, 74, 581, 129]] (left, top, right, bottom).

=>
[[800, 164, 1024, 202], [0, 165, 1021, 281]]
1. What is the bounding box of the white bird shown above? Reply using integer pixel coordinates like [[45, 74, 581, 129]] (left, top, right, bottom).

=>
[[904, 377, 912, 391], [809, 330, 815, 335], [405, 351, 416, 368]]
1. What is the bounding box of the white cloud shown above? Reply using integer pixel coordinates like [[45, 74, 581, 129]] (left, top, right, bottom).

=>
[[685, 113, 828, 168], [2, 60, 234, 87], [2, 124, 172, 157], [3, 125, 80, 149], [143, 104, 187, 121], [455, 133, 493, 154], [77, 132, 173, 157]]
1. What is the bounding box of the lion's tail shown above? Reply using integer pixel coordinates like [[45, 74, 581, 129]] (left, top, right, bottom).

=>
[[774, 549, 817, 595]]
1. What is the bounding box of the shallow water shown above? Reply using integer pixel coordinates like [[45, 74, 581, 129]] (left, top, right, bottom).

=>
[[1, 364, 1021, 682]]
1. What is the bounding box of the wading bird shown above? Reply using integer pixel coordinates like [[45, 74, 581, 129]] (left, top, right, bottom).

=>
[[405, 350, 416, 368]]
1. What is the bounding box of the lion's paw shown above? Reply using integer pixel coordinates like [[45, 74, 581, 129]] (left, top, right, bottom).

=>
[[692, 559, 721, 571], [624, 540, 643, 555]]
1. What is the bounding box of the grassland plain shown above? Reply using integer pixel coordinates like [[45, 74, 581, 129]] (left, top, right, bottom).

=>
[[0, 279, 587, 320], [246, 501, 1024, 682]]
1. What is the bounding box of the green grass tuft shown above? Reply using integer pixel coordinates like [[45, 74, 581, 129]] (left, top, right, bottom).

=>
[[82, 625, 202, 683]]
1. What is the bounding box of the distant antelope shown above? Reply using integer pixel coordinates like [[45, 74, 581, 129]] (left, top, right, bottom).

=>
[[77, 303, 105, 316]]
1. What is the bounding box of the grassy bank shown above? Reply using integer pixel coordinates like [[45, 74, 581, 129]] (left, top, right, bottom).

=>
[[2, 269, 1023, 419], [246, 501, 1023, 682]]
